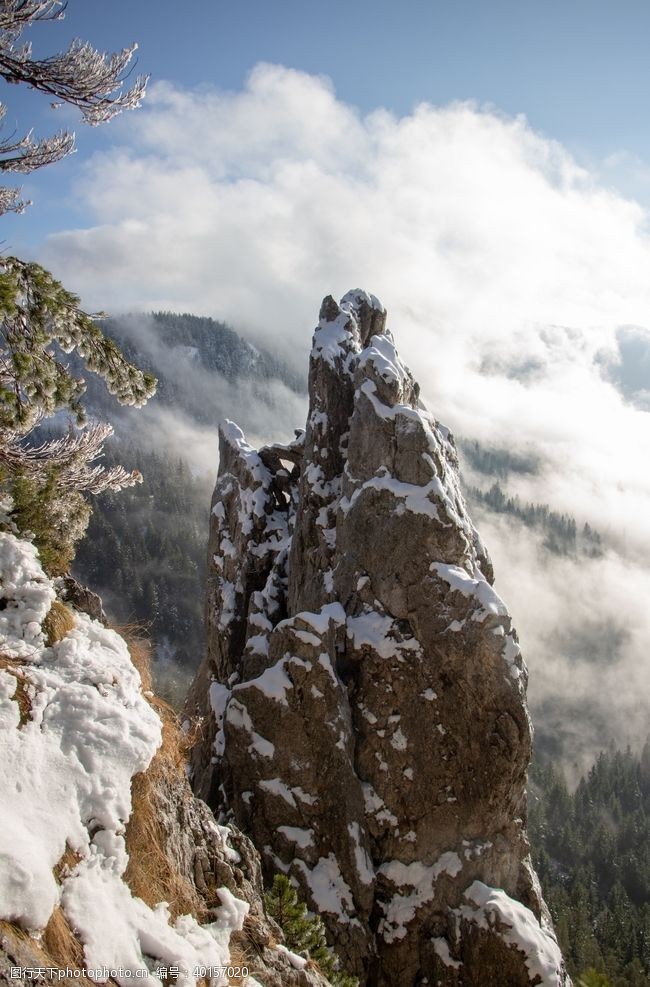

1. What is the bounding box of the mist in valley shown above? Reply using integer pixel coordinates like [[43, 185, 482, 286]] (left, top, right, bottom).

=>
[[71, 305, 650, 782]]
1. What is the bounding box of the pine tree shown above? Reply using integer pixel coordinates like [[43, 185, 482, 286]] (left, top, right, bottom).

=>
[[529, 746, 650, 985], [0, 1, 156, 556], [264, 874, 358, 987], [577, 971, 612, 987]]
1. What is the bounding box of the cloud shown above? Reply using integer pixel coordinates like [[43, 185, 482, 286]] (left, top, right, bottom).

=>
[[36, 63, 650, 759], [475, 509, 650, 775], [41, 63, 650, 536], [100, 311, 308, 473]]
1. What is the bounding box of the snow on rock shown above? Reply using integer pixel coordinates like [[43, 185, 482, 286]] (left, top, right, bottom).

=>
[[0, 533, 55, 658], [226, 698, 275, 758], [258, 777, 298, 807], [340, 465, 444, 520], [432, 936, 462, 970], [0, 531, 161, 933], [62, 852, 248, 987], [293, 854, 357, 923], [237, 658, 294, 706], [0, 532, 252, 985], [209, 680, 231, 757], [274, 943, 308, 971], [347, 610, 420, 661], [190, 290, 569, 985], [378, 853, 464, 943], [277, 826, 314, 849], [431, 562, 508, 620], [348, 822, 375, 887], [458, 881, 566, 987]]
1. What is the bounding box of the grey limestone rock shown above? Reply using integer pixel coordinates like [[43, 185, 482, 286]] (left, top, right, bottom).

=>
[[188, 290, 570, 987]]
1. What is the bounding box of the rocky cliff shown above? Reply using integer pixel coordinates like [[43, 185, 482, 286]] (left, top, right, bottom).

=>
[[188, 290, 570, 986], [0, 522, 330, 987]]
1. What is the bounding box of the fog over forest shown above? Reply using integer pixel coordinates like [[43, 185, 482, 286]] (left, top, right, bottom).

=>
[[75, 309, 650, 781], [37, 70, 650, 785]]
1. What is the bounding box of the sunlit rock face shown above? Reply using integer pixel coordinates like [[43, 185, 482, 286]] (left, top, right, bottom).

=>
[[188, 291, 570, 986]]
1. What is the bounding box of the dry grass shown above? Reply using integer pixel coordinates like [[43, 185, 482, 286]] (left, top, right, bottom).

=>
[[43, 600, 76, 646], [42, 907, 97, 985], [124, 756, 207, 921], [53, 845, 83, 884], [0, 654, 32, 726], [118, 623, 208, 922], [118, 627, 256, 984], [114, 622, 154, 693], [228, 928, 267, 986], [114, 621, 203, 762], [0, 917, 118, 987]]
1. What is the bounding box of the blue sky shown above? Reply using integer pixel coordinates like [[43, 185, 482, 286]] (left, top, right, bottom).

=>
[[4, 1, 650, 748], [5, 0, 650, 248], [21, 0, 650, 143]]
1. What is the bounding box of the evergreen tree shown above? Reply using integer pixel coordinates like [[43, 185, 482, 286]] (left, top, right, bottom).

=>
[[0, 1, 155, 558], [529, 743, 650, 986], [264, 874, 358, 987]]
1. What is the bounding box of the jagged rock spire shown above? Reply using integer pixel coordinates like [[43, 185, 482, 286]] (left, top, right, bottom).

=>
[[188, 291, 570, 986]]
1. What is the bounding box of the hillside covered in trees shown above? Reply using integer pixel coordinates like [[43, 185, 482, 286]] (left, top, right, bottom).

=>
[[530, 744, 650, 986], [73, 441, 212, 704]]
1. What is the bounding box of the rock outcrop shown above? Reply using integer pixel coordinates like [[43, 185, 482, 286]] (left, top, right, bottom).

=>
[[0, 530, 329, 987], [188, 290, 570, 986]]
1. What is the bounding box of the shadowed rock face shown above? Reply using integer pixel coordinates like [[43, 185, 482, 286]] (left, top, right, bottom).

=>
[[188, 291, 570, 987]]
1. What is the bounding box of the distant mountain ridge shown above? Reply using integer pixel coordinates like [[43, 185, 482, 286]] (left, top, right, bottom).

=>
[[106, 311, 304, 396], [76, 310, 305, 436]]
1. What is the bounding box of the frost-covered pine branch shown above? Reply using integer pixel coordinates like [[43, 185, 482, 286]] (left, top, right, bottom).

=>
[[0, 422, 143, 493], [0, 4, 155, 570], [0, 103, 75, 173], [0, 0, 148, 212], [0, 257, 157, 438]]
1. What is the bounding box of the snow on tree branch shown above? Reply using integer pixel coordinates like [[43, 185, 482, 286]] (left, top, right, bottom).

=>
[[0, 0, 148, 212], [0, 257, 157, 439], [0, 422, 143, 492]]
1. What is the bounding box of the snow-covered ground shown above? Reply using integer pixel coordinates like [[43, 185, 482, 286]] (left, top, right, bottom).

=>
[[0, 529, 249, 986]]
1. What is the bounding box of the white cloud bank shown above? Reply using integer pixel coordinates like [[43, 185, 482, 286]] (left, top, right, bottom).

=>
[[38, 63, 650, 762]]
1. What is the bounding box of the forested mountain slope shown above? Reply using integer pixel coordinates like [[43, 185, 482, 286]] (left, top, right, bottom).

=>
[[529, 744, 650, 986], [73, 442, 212, 704]]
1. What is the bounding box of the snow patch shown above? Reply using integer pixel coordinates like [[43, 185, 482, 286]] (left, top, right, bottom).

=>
[[257, 778, 296, 807], [0, 532, 249, 984], [0, 534, 55, 659], [347, 611, 420, 661], [378, 852, 463, 943], [432, 936, 462, 969], [459, 881, 565, 986], [391, 727, 408, 751], [277, 826, 314, 850], [348, 822, 374, 886], [209, 681, 231, 758], [237, 660, 293, 707], [432, 562, 508, 621], [294, 854, 356, 922], [226, 700, 275, 758], [275, 943, 308, 970], [342, 462, 443, 520]]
